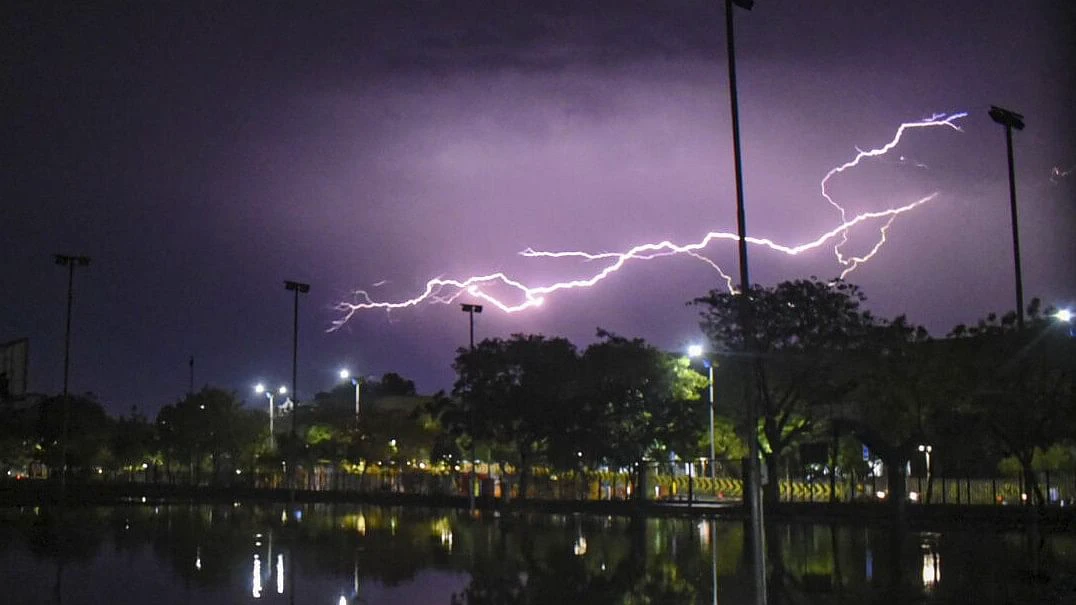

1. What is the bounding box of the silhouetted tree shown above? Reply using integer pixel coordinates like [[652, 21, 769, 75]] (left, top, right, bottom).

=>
[[694, 279, 875, 504], [946, 301, 1076, 509], [578, 330, 708, 500]]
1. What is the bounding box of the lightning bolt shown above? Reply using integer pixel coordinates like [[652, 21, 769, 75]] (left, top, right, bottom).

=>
[[332, 112, 967, 329], [822, 111, 966, 277]]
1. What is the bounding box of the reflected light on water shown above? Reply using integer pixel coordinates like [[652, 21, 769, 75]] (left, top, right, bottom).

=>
[[573, 536, 587, 556], [921, 550, 941, 588], [433, 517, 454, 552], [276, 554, 285, 594], [697, 520, 712, 545], [252, 554, 262, 598]]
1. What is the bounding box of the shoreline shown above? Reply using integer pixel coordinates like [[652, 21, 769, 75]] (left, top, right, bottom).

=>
[[2, 481, 1073, 531]]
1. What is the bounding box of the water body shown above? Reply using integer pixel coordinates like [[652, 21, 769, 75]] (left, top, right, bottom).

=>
[[0, 503, 1073, 604]]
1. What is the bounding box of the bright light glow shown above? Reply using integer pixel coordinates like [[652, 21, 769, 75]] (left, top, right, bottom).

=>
[[195, 546, 202, 571], [574, 535, 588, 556], [331, 113, 968, 326], [1056, 309, 1072, 323], [876, 491, 887, 500], [921, 551, 941, 587], [252, 554, 263, 598], [339, 596, 347, 605], [278, 386, 287, 394], [276, 554, 284, 594], [339, 369, 350, 380], [255, 383, 265, 394], [687, 344, 704, 358], [909, 491, 919, 502]]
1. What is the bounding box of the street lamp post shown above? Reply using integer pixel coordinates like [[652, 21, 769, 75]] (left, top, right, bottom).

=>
[[256, 384, 287, 449], [461, 303, 483, 510], [339, 369, 361, 418], [54, 253, 90, 489], [988, 105, 1026, 331], [918, 444, 933, 503], [688, 345, 717, 486], [283, 280, 309, 492], [722, 1, 766, 601], [283, 281, 310, 438]]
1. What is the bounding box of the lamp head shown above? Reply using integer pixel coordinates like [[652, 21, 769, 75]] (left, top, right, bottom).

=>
[[988, 105, 1025, 130]]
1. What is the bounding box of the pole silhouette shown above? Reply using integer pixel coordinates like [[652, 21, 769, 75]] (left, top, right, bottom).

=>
[[54, 254, 90, 489]]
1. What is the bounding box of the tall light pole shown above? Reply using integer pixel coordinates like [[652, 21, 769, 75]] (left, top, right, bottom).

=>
[[688, 345, 717, 485], [339, 369, 361, 418], [723, 1, 766, 601], [988, 105, 1026, 331], [54, 254, 90, 488], [461, 303, 483, 510], [283, 281, 310, 439], [256, 384, 287, 449]]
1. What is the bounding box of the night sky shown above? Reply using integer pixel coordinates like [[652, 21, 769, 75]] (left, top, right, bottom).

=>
[[3, 1, 1074, 415]]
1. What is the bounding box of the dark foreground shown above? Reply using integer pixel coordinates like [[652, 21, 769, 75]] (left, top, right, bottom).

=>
[[2, 498, 1076, 605]]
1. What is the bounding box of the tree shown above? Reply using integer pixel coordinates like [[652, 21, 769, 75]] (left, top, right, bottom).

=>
[[578, 330, 707, 500], [693, 278, 875, 504], [451, 334, 580, 499], [946, 302, 1076, 509], [33, 393, 113, 477], [113, 407, 157, 480], [155, 387, 264, 484]]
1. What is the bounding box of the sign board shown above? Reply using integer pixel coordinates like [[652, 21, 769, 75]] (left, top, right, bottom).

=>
[[0, 338, 29, 399]]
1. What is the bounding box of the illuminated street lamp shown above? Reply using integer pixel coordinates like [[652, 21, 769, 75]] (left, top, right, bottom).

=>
[[918, 444, 933, 500], [339, 369, 361, 417], [256, 383, 287, 449], [988, 105, 1027, 330], [54, 253, 90, 489], [688, 345, 717, 484], [1054, 309, 1071, 323]]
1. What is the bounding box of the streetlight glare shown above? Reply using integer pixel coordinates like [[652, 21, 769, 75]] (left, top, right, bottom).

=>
[[255, 383, 265, 394], [688, 344, 704, 358], [339, 369, 350, 380], [278, 386, 287, 394], [1055, 309, 1072, 323]]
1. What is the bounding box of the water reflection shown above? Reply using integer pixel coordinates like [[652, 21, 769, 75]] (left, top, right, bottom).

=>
[[0, 504, 1073, 604]]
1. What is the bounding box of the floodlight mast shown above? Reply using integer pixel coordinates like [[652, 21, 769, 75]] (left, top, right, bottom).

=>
[[988, 105, 1026, 330]]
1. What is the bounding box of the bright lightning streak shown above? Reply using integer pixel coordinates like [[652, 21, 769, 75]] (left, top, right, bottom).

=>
[[821, 111, 966, 277], [332, 112, 966, 328]]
